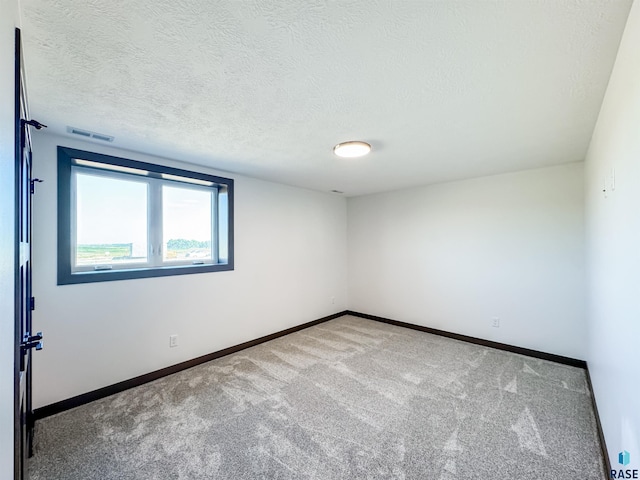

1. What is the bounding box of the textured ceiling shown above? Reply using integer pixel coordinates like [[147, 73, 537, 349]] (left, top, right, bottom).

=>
[[21, 0, 632, 196]]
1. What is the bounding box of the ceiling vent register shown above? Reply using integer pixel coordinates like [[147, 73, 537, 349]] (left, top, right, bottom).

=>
[[67, 126, 114, 142]]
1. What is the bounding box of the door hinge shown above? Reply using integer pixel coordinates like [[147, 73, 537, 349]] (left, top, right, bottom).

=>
[[21, 332, 43, 352], [21, 119, 47, 130], [30, 178, 43, 194], [30, 296, 35, 311]]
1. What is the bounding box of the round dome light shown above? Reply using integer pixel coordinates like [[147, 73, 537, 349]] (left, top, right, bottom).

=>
[[333, 141, 371, 158]]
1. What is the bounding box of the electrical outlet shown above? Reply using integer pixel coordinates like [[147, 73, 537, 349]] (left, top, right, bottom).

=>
[[169, 335, 178, 348], [331, 296, 336, 305], [492, 317, 500, 328]]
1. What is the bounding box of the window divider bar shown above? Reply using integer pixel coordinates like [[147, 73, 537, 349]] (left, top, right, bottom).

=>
[[149, 180, 163, 267]]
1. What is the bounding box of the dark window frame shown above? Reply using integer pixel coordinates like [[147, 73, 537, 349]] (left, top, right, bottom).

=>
[[57, 146, 234, 285]]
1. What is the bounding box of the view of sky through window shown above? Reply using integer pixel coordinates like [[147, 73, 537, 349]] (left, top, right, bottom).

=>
[[74, 172, 219, 266], [162, 185, 212, 261], [75, 172, 148, 266]]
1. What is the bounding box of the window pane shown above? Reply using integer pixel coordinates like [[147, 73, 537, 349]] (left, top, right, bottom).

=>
[[218, 189, 228, 262], [75, 172, 148, 267], [163, 185, 212, 262]]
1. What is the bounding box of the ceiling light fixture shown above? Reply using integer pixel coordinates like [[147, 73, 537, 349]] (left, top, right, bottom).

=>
[[333, 141, 371, 158]]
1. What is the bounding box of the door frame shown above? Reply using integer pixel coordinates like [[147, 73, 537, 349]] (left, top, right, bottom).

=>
[[13, 25, 22, 480], [14, 26, 36, 480]]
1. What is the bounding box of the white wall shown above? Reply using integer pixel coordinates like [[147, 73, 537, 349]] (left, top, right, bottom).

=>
[[0, 0, 19, 478], [348, 163, 585, 359], [585, 0, 640, 466], [31, 132, 348, 408]]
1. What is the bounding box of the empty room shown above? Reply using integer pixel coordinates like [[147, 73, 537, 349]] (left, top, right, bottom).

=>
[[2, 0, 639, 479]]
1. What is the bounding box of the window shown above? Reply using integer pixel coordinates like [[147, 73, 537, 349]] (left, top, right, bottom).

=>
[[57, 146, 233, 284]]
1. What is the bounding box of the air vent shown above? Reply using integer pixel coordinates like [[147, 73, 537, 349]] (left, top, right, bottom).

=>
[[69, 128, 90, 137], [67, 126, 114, 142]]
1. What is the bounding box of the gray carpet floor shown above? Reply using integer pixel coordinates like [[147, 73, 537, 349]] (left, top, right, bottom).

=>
[[30, 315, 605, 479]]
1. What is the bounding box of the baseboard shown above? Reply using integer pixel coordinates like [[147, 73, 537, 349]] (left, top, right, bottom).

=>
[[584, 364, 611, 480], [346, 310, 587, 368], [349, 311, 610, 478], [346, 311, 611, 474], [34, 310, 348, 420], [36, 308, 609, 478]]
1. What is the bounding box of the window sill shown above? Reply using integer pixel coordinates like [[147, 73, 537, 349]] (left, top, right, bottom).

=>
[[58, 262, 234, 285]]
